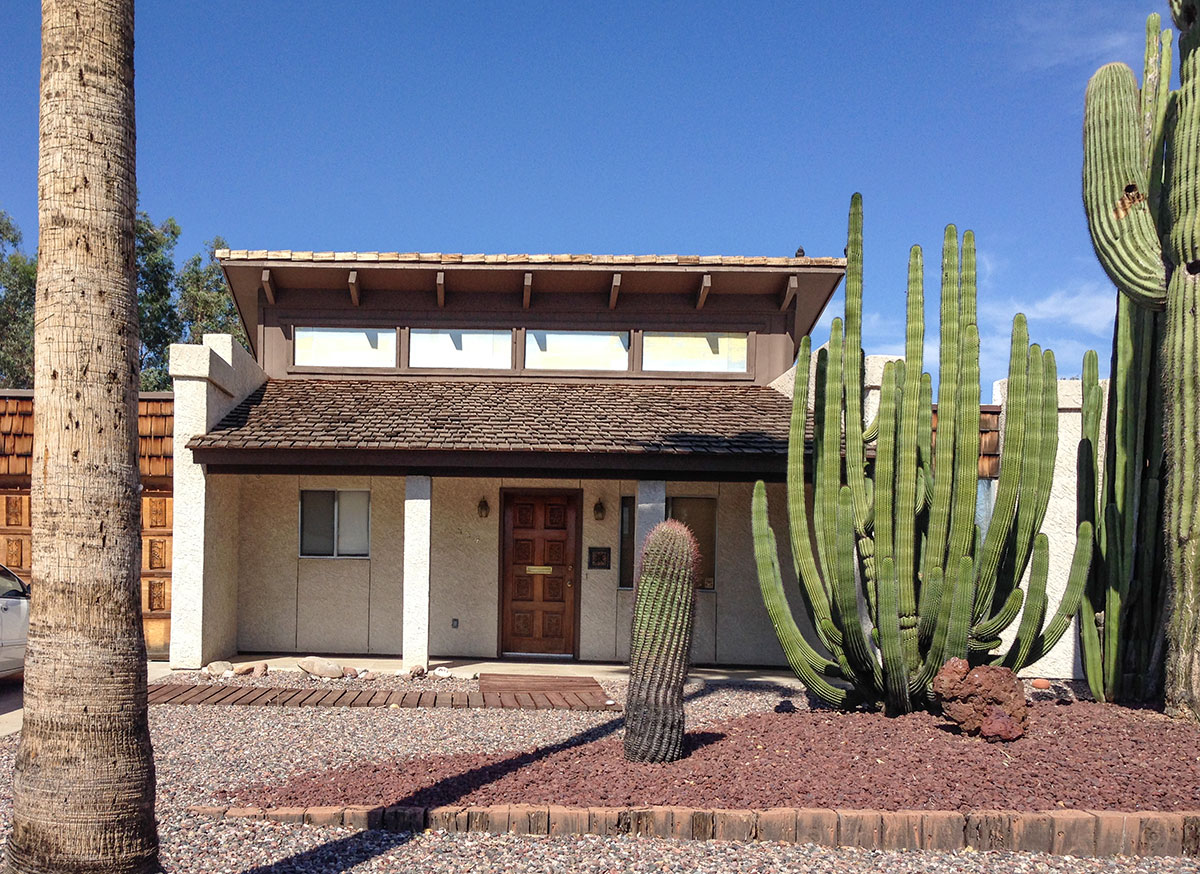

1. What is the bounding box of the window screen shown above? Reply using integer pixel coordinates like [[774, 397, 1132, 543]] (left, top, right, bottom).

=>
[[300, 490, 336, 556], [667, 496, 717, 589]]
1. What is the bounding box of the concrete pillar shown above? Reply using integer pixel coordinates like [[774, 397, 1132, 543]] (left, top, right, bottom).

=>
[[635, 480, 666, 567], [169, 335, 266, 668], [402, 475, 432, 668]]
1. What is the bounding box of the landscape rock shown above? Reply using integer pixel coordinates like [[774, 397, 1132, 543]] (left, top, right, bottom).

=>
[[431, 666, 453, 679], [932, 657, 1028, 742], [359, 671, 376, 681], [205, 661, 233, 677], [297, 656, 344, 679], [979, 705, 1025, 742], [221, 670, 235, 679], [342, 666, 359, 679], [1031, 678, 1051, 690], [252, 662, 269, 677], [233, 663, 255, 676], [408, 665, 427, 679]]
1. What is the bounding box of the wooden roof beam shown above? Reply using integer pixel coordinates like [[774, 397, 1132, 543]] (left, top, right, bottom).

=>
[[695, 273, 712, 309], [348, 270, 360, 306], [780, 274, 798, 311], [436, 271, 445, 308], [260, 269, 275, 305], [609, 273, 621, 310], [523, 272, 532, 309]]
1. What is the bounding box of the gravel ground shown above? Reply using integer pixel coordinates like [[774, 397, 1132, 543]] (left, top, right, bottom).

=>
[[0, 677, 1195, 872], [156, 669, 478, 694]]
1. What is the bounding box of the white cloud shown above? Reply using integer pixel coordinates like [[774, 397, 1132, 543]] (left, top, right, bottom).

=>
[[1004, 6, 1143, 74], [980, 280, 1116, 339]]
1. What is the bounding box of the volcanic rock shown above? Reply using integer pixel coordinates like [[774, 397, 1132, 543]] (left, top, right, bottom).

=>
[[932, 657, 1028, 741]]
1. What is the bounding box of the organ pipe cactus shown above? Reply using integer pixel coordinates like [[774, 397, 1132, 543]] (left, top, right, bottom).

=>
[[752, 194, 1094, 714], [1080, 12, 1178, 708], [624, 519, 698, 763]]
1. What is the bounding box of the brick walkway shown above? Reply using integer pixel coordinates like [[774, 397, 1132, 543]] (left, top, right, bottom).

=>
[[147, 676, 619, 712]]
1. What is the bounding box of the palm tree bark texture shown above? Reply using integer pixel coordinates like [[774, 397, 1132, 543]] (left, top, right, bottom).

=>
[[7, 1, 159, 872]]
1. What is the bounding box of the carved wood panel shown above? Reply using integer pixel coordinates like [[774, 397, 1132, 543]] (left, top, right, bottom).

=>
[[501, 493, 577, 655]]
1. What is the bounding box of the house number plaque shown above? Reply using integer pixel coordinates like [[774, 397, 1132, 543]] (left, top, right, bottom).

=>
[[525, 565, 553, 575]]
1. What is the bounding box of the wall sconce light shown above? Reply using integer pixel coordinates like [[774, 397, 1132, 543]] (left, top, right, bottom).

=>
[[593, 500, 606, 521], [477, 498, 490, 519]]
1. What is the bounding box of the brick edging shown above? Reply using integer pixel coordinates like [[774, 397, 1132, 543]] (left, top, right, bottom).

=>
[[185, 804, 1200, 857]]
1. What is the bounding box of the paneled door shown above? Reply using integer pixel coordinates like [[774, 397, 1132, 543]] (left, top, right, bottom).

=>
[[501, 493, 578, 656]]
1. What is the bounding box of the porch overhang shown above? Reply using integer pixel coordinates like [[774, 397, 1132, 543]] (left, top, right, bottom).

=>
[[192, 446, 788, 481], [187, 377, 793, 482]]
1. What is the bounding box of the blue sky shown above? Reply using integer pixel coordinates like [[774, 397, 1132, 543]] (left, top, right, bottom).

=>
[[0, 2, 1159, 390]]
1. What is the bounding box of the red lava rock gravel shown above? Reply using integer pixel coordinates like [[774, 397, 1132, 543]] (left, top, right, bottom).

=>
[[228, 700, 1200, 813]]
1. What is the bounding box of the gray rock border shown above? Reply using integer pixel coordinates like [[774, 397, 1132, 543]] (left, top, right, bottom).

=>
[[186, 804, 1200, 857]]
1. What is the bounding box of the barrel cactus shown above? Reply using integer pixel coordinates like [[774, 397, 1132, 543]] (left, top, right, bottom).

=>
[[624, 519, 698, 763], [751, 194, 1094, 714]]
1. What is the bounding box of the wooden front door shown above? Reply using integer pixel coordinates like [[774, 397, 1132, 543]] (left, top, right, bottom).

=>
[[501, 493, 578, 656]]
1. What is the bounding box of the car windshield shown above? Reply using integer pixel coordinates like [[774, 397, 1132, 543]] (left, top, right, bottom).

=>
[[0, 565, 29, 597]]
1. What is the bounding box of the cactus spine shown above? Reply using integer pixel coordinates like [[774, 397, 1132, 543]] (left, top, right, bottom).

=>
[[752, 194, 1094, 713], [624, 519, 698, 763], [1080, 13, 1174, 706]]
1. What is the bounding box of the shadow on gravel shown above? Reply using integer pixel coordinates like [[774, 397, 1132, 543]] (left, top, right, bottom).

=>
[[232, 680, 774, 874], [235, 830, 418, 874]]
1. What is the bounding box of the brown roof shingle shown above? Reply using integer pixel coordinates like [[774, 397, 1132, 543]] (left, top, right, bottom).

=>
[[188, 379, 793, 459]]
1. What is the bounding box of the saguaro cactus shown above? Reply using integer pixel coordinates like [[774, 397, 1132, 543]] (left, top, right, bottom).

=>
[[624, 519, 698, 763], [752, 195, 1094, 714], [1080, 10, 1192, 713]]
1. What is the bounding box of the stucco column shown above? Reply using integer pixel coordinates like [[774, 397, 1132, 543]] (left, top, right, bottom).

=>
[[402, 475, 432, 668], [635, 480, 666, 567], [169, 335, 266, 668]]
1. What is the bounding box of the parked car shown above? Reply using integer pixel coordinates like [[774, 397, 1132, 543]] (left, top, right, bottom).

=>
[[0, 564, 29, 677]]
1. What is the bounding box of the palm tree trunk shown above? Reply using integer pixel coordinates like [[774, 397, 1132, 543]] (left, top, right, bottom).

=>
[[7, 1, 159, 871]]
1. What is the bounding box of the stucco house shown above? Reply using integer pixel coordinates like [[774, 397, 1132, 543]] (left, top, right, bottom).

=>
[[168, 249, 849, 670], [166, 247, 1087, 678]]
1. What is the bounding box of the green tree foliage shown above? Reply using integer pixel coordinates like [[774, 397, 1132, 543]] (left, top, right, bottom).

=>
[[0, 210, 246, 391], [177, 235, 248, 348], [0, 212, 37, 389], [136, 211, 183, 390]]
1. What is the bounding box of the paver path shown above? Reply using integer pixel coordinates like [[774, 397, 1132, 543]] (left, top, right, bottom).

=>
[[148, 674, 619, 712]]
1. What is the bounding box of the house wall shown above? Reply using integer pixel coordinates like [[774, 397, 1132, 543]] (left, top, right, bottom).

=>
[[991, 378, 1088, 679], [169, 335, 268, 668], [224, 472, 800, 666], [420, 476, 798, 666], [235, 474, 406, 655], [256, 291, 801, 386]]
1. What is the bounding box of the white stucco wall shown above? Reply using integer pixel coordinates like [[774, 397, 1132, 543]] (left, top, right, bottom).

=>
[[237, 475, 299, 651], [235, 474, 405, 655], [428, 477, 499, 659], [991, 378, 1088, 679], [169, 335, 267, 668], [402, 475, 431, 666]]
